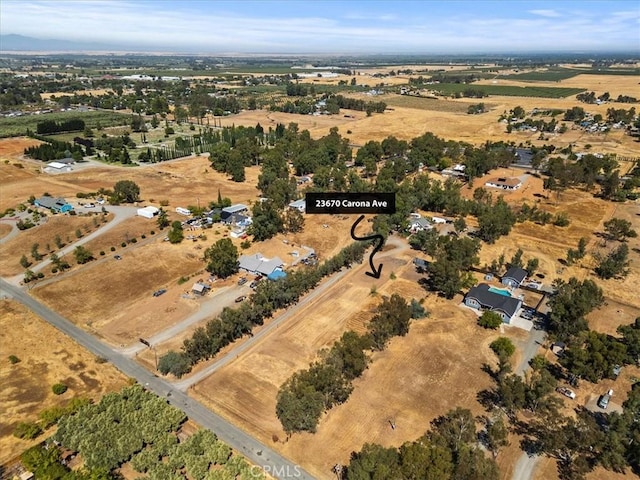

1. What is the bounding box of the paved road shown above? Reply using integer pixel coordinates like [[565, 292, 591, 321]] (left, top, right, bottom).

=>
[[0, 278, 314, 480]]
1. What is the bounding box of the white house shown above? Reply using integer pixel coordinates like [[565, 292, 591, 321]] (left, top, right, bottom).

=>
[[485, 177, 522, 190], [409, 217, 432, 232]]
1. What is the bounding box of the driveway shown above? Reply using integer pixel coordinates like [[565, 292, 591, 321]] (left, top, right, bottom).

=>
[[5, 205, 140, 286]]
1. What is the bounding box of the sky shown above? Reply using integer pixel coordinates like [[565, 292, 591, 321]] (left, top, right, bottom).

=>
[[1, 0, 639, 54]]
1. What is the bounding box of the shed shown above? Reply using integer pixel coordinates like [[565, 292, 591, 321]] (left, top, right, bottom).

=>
[[288, 199, 306, 213], [502, 267, 528, 288], [191, 282, 210, 296], [137, 206, 158, 219]]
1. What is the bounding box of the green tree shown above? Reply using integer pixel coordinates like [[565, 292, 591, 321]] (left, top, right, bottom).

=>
[[54, 234, 64, 249], [617, 318, 640, 365], [595, 244, 630, 279], [168, 220, 184, 244], [347, 443, 400, 479], [477, 197, 516, 243], [369, 294, 412, 351], [490, 337, 515, 365], [398, 439, 454, 480], [478, 311, 503, 329], [275, 374, 325, 435], [204, 238, 239, 279], [73, 245, 94, 264], [284, 208, 305, 233], [113, 180, 140, 203], [20, 254, 31, 268], [250, 200, 284, 241], [157, 351, 192, 377], [30, 242, 42, 261], [548, 278, 603, 342], [603, 218, 637, 242], [486, 416, 510, 458], [156, 207, 169, 229]]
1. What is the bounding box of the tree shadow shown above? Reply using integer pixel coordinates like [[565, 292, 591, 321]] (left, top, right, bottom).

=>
[[477, 388, 500, 412]]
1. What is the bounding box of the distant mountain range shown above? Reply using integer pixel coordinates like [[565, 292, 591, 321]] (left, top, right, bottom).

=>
[[1, 34, 127, 52]]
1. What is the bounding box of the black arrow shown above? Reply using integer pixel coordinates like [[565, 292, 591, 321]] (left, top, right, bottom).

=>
[[350, 214, 384, 279]]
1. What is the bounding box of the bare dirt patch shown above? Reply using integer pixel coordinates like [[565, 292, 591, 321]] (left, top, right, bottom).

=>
[[0, 300, 128, 464]]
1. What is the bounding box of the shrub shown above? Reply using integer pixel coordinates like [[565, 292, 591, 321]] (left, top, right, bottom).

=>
[[141, 234, 146, 239], [51, 267, 58, 274], [110, 246, 116, 251], [130, 238, 137, 243], [99, 251, 105, 256], [240, 240, 251, 250], [121, 242, 127, 248], [478, 311, 503, 329], [95, 356, 108, 364], [150, 230, 155, 235], [52, 383, 68, 395], [8, 355, 20, 364], [177, 276, 189, 285], [13, 422, 42, 440], [37, 272, 44, 279], [159, 200, 169, 207]]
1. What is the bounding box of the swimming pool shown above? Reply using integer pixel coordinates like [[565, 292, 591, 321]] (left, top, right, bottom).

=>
[[488, 286, 513, 297]]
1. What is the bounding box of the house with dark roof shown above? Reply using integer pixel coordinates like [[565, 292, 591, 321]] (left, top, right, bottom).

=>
[[34, 196, 73, 213], [465, 283, 522, 323], [501, 267, 528, 288]]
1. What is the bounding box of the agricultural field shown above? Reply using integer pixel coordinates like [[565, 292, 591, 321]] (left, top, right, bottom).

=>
[[426, 83, 586, 98], [0, 299, 128, 465], [0, 110, 131, 137]]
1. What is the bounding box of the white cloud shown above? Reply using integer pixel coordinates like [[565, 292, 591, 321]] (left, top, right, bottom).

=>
[[528, 9, 561, 18]]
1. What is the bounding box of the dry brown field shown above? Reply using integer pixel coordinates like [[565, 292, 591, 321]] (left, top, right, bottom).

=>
[[191, 242, 532, 479], [0, 223, 13, 239], [0, 136, 43, 160], [0, 213, 111, 277], [79, 215, 158, 256], [0, 142, 265, 213], [31, 241, 204, 334], [0, 300, 128, 465]]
